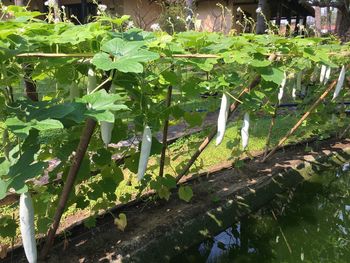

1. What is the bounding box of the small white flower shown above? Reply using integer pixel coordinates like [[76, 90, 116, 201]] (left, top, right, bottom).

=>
[[61, 5, 65, 10], [256, 7, 262, 14], [150, 23, 161, 31], [98, 4, 107, 12], [126, 21, 134, 29], [237, 7, 242, 12], [44, 0, 56, 7]]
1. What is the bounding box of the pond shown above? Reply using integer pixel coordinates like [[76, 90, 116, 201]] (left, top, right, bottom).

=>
[[172, 164, 350, 263]]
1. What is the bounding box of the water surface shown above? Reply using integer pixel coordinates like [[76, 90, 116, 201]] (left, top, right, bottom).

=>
[[173, 164, 350, 263]]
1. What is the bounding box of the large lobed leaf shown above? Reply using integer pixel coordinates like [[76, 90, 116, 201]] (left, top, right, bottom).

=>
[[92, 38, 159, 73]]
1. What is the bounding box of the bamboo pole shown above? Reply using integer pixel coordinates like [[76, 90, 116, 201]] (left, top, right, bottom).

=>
[[40, 119, 97, 259], [15, 53, 220, 59], [159, 86, 173, 177], [262, 79, 338, 162], [15, 51, 350, 59], [16, 53, 95, 58], [40, 76, 113, 259]]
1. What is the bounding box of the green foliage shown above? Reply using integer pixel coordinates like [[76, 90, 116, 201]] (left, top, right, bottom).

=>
[[0, 216, 17, 238], [179, 186, 193, 202], [92, 38, 159, 73], [114, 213, 127, 231]]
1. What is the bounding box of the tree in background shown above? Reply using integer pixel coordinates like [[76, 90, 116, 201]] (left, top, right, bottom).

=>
[[158, 0, 187, 33]]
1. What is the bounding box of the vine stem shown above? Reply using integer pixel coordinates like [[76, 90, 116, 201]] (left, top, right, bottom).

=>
[[159, 86, 173, 178], [262, 79, 338, 162]]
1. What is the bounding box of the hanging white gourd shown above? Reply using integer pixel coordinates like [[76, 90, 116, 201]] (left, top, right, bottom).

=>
[[320, 65, 327, 84], [100, 121, 114, 146], [137, 125, 152, 181], [216, 93, 230, 146], [19, 192, 37, 263], [87, 68, 96, 94], [99, 84, 118, 146], [292, 83, 297, 100], [241, 113, 250, 150], [332, 65, 346, 101], [324, 66, 331, 85], [278, 72, 287, 103]]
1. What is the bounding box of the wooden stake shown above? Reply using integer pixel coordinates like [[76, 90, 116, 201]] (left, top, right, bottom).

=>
[[39, 118, 97, 259], [40, 75, 113, 259], [262, 79, 338, 162], [159, 86, 173, 177]]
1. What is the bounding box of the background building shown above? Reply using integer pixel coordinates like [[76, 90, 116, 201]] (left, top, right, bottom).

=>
[[3, 0, 315, 34]]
